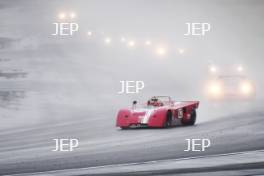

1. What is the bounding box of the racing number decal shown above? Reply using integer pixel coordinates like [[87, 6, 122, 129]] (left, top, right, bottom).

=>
[[178, 109, 183, 119]]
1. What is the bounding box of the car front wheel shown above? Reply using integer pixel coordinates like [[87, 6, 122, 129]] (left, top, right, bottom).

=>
[[182, 109, 196, 126]]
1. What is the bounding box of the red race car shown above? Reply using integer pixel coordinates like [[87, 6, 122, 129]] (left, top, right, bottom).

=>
[[116, 96, 199, 129]]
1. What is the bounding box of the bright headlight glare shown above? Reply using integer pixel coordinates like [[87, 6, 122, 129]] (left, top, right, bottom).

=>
[[156, 47, 166, 55], [209, 66, 217, 73], [59, 13, 66, 19], [178, 48, 185, 54], [87, 31, 92, 36], [208, 83, 221, 95], [240, 82, 252, 94], [70, 12, 76, 19], [237, 65, 243, 72], [128, 40, 135, 47], [145, 40, 151, 46], [121, 37, 126, 42], [104, 37, 111, 44]]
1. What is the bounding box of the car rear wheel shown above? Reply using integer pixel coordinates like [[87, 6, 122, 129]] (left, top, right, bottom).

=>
[[164, 111, 172, 128]]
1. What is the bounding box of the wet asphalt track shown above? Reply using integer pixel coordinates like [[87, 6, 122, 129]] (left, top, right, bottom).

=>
[[0, 110, 263, 175]]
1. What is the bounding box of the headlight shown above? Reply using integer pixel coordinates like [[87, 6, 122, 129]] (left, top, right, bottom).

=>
[[208, 82, 222, 97], [178, 48, 185, 55], [240, 82, 253, 95], [121, 37, 126, 42], [128, 40, 135, 47], [237, 65, 243, 72], [104, 37, 111, 44], [58, 13, 66, 19], [70, 12, 76, 19], [209, 83, 221, 95], [156, 47, 166, 55], [145, 40, 151, 46], [87, 31, 92, 36], [209, 66, 217, 73]]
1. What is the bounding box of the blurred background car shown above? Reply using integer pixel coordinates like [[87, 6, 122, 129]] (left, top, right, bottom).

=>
[[206, 75, 255, 101], [206, 64, 256, 101]]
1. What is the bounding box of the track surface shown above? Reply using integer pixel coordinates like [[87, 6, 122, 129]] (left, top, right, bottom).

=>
[[0, 110, 264, 175]]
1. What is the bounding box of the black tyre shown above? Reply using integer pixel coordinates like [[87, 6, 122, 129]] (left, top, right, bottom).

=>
[[189, 109, 196, 125], [164, 111, 172, 128], [182, 109, 196, 126]]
